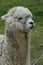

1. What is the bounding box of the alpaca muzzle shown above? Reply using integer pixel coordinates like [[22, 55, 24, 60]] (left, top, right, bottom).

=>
[[29, 22, 35, 29]]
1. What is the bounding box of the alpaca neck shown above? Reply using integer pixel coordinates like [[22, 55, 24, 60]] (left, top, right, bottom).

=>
[[6, 30, 31, 65]]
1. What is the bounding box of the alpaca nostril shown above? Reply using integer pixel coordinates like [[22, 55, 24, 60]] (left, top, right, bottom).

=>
[[29, 22, 33, 24]]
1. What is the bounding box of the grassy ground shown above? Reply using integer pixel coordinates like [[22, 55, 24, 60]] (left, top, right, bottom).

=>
[[0, 0, 43, 65]]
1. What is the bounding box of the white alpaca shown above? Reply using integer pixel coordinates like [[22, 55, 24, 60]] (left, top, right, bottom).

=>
[[0, 6, 35, 65]]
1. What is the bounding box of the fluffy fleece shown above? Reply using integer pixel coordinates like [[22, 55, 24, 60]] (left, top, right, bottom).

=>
[[0, 6, 35, 65]]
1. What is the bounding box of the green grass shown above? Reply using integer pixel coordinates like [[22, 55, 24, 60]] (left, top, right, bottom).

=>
[[0, 0, 43, 65]]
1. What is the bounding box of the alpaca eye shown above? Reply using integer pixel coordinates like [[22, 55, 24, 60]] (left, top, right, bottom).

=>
[[18, 17, 23, 20]]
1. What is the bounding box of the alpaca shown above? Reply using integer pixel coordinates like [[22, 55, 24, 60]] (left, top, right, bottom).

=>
[[0, 6, 35, 65]]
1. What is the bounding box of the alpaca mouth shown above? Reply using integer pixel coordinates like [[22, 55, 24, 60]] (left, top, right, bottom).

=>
[[30, 25, 34, 29], [30, 23, 35, 29]]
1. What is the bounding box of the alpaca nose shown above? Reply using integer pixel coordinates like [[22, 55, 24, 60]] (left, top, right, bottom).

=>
[[29, 22, 33, 25]]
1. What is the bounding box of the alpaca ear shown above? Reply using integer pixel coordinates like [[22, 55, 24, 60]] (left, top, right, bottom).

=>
[[1, 7, 16, 20], [1, 14, 10, 20]]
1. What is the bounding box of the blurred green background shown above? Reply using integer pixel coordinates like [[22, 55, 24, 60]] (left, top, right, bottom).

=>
[[0, 0, 43, 65]]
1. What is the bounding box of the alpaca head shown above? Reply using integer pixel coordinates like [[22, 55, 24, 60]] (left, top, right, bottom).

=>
[[1, 6, 35, 33]]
